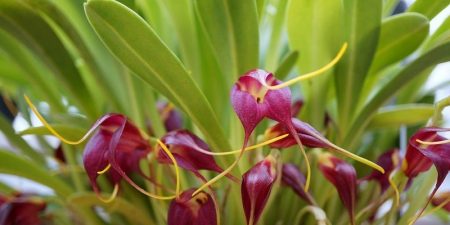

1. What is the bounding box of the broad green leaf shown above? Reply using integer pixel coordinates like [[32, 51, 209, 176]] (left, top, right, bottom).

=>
[[0, 150, 72, 197], [195, 0, 259, 80], [18, 124, 86, 140], [68, 193, 155, 225], [0, 2, 95, 117], [368, 104, 433, 129], [0, 30, 64, 111], [264, 0, 289, 71], [382, 0, 400, 17], [423, 16, 450, 51], [369, 13, 429, 73], [335, 0, 381, 133], [408, 0, 450, 20], [84, 0, 230, 151], [275, 51, 299, 80], [344, 41, 450, 148], [21, 0, 125, 113], [287, 0, 343, 127], [157, 0, 201, 81], [0, 115, 45, 165]]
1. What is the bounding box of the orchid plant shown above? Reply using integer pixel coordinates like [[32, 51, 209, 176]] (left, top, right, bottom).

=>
[[0, 0, 449, 225]]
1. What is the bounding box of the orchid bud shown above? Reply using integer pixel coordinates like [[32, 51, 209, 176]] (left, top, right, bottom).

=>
[[157, 101, 183, 132], [365, 149, 401, 192], [291, 99, 304, 117], [168, 189, 217, 225], [431, 192, 450, 212], [281, 163, 314, 204], [156, 130, 238, 182], [319, 154, 357, 225], [83, 114, 151, 200], [242, 155, 277, 225], [0, 194, 46, 225]]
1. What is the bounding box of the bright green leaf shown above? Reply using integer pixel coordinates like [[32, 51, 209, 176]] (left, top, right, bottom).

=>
[[368, 104, 434, 129], [408, 0, 450, 20], [84, 0, 230, 151], [0, 150, 73, 197], [370, 13, 429, 73]]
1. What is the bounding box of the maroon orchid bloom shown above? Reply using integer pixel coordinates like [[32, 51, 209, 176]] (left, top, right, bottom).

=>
[[403, 127, 450, 223], [82, 114, 151, 200], [193, 44, 348, 196], [0, 194, 46, 225], [157, 101, 183, 132], [25, 96, 181, 201], [291, 99, 304, 117], [365, 149, 401, 192], [156, 130, 238, 182], [431, 192, 450, 212], [281, 163, 314, 205], [319, 154, 357, 225], [241, 155, 277, 225], [168, 188, 217, 225]]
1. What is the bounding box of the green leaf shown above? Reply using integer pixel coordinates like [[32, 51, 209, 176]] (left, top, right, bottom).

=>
[[0, 115, 45, 165], [408, 0, 450, 20], [264, 0, 289, 71], [423, 15, 450, 51], [344, 41, 450, 148], [68, 193, 155, 225], [84, 0, 230, 151], [195, 0, 259, 79], [18, 124, 86, 140], [334, 0, 381, 133], [368, 104, 434, 129], [0, 2, 95, 117], [287, 0, 344, 127], [274, 51, 299, 80], [0, 150, 73, 197], [369, 13, 429, 73]]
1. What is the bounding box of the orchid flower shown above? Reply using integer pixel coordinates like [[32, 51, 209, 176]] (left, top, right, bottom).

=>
[[156, 130, 238, 182], [193, 43, 348, 196], [0, 193, 46, 225], [402, 127, 450, 224], [365, 149, 401, 192], [241, 155, 277, 225], [24, 96, 181, 202], [168, 188, 218, 225], [281, 163, 314, 205], [318, 153, 357, 225]]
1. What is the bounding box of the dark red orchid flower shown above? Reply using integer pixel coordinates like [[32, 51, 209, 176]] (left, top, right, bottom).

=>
[[168, 188, 217, 225], [365, 149, 401, 192], [403, 127, 450, 223], [431, 192, 450, 212], [82, 113, 151, 199], [157, 101, 183, 132], [242, 155, 277, 225], [193, 44, 348, 196], [319, 154, 357, 225], [265, 118, 330, 149], [156, 130, 238, 182], [291, 99, 304, 117], [0, 194, 46, 225], [281, 163, 314, 205], [54, 144, 66, 164]]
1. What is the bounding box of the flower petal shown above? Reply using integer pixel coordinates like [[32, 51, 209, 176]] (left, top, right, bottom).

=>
[[168, 189, 217, 225], [281, 163, 314, 204]]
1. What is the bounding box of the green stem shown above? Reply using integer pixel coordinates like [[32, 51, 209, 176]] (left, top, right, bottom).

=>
[[431, 95, 450, 126], [62, 144, 84, 191]]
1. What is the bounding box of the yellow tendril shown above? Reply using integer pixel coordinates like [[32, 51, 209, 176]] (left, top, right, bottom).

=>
[[194, 134, 289, 156], [421, 195, 450, 218], [97, 164, 111, 175], [307, 131, 385, 174], [24, 95, 92, 145], [266, 43, 348, 90], [388, 172, 400, 208], [416, 138, 450, 145], [156, 139, 181, 198], [98, 183, 119, 203]]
